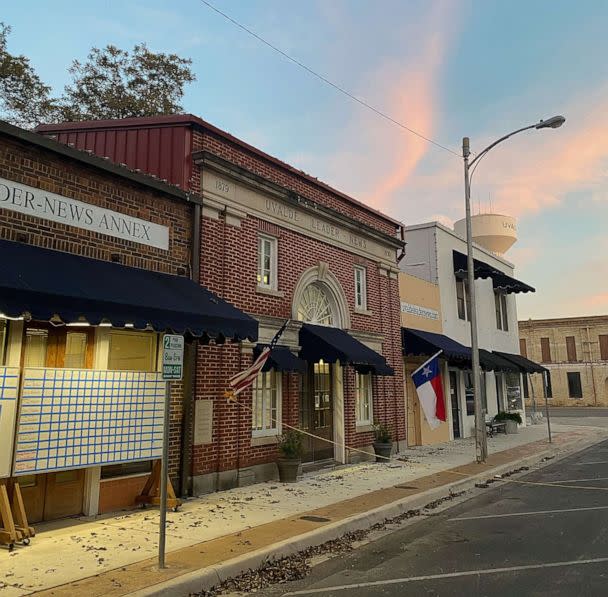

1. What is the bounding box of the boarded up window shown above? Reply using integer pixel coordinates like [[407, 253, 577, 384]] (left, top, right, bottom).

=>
[[566, 336, 577, 362], [540, 337, 552, 363], [599, 335, 608, 360], [519, 338, 527, 358]]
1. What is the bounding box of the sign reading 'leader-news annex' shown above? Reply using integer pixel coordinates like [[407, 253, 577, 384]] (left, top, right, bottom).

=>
[[0, 176, 169, 250]]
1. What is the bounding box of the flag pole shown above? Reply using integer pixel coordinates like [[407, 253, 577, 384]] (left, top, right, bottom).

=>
[[411, 350, 444, 377]]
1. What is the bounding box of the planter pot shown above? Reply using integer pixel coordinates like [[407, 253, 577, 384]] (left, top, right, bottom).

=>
[[277, 458, 301, 482], [505, 419, 519, 434], [373, 441, 392, 463]]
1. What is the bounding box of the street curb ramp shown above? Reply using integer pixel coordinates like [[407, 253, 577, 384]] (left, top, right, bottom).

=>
[[125, 436, 600, 597]]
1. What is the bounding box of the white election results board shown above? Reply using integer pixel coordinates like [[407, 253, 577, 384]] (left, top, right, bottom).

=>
[[13, 368, 165, 475]]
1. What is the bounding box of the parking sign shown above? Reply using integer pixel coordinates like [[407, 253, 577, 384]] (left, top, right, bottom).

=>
[[162, 335, 184, 380]]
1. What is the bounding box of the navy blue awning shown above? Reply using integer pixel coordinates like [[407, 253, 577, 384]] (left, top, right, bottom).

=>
[[299, 323, 394, 376], [0, 239, 258, 342], [479, 349, 520, 372], [255, 345, 307, 373], [402, 328, 471, 366], [493, 351, 547, 374], [453, 250, 535, 294]]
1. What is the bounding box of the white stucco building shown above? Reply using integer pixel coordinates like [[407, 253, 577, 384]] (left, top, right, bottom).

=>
[[401, 222, 540, 440]]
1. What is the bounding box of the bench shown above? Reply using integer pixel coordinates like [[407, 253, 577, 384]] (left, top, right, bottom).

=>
[[486, 418, 507, 437]]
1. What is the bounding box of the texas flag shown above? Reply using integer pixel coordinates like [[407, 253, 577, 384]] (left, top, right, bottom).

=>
[[411, 351, 446, 429]]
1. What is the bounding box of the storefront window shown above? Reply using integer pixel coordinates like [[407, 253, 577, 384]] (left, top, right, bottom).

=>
[[465, 371, 487, 415], [505, 372, 523, 410], [355, 372, 373, 425], [23, 328, 48, 367], [64, 332, 88, 368], [252, 370, 280, 436], [108, 331, 157, 371]]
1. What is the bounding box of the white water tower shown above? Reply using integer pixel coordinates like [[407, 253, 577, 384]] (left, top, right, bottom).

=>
[[453, 214, 517, 256]]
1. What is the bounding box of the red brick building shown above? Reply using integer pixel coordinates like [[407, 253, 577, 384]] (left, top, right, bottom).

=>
[[37, 115, 406, 493], [0, 119, 255, 521]]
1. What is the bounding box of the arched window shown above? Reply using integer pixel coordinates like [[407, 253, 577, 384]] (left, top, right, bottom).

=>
[[296, 283, 335, 326]]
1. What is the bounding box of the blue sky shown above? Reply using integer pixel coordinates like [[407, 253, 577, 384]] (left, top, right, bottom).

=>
[[4, 0, 608, 319]]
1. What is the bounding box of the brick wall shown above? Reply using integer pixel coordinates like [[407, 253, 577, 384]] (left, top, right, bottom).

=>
[[192, 206, 404, 476], [193, 130, 397, 237], [0, 132, 194, 482]]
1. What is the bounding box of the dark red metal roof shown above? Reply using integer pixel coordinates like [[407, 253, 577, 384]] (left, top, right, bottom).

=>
[[36, 114, 402, 227]]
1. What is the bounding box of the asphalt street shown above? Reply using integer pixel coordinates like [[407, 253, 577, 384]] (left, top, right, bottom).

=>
[[259, 439, 608, 597], [548, 407, 608, 428]]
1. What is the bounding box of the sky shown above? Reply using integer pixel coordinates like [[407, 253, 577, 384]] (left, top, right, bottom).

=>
[[3, 0, 608, 319]]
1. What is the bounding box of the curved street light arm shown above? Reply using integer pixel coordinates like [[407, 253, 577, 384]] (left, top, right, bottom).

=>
[[468, 124, 537, 168]]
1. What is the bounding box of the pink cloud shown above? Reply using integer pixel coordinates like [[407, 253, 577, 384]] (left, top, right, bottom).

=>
[[292, 0, 460, 216]]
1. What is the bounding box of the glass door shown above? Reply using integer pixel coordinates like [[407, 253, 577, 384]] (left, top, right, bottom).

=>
[[300, 361, 334, 462]]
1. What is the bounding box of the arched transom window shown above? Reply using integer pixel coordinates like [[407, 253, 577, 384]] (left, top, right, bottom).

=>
[[296, 283, 335, 326]]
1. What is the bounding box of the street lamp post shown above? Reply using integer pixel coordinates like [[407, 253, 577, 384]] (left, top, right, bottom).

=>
[[462, 115, 565, 464]]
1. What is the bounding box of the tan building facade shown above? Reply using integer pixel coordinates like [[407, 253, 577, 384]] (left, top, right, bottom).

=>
[[400, 273, 451, 446], [519, 315, 608, 407]]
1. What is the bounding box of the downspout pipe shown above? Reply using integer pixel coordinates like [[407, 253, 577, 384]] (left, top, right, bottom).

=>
[[180, 197, 201, 497]]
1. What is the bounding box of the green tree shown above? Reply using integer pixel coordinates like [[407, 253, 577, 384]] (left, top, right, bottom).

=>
[[0, 23, 196, 128], [0, 23, 56, 128], [58, 44, 196, 121]]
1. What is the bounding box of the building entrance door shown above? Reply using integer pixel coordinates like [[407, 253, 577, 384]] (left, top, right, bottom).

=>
[[19, 470, 85, 523], [300, 361, 334, 462], [449, 370, 461, 439]]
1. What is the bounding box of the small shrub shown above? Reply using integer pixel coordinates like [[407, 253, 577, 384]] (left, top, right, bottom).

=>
[[494, 411, 522, 424], [277, 429, 304, 459], [373, 423, 392, 443]]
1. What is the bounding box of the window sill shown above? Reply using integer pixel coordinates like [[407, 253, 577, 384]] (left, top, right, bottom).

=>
[[355, 423, 374, 433], [354, 308, 373, 317], [100, 471, 151, 482], [256, 285, 285, 298], [251, 434, 280, 447]]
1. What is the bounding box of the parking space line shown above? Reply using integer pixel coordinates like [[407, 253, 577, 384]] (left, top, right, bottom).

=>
[[282, 557, 608, 595], [576, 460, 608, 465], [545, 476, 608, 484], [449, 504, 608, 521]]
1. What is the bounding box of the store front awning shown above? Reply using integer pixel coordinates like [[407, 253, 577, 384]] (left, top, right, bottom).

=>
[[0, 239, 258, 342], [299, 323, 394, 376], [402, 328, 471, 367], [493, 351, 547, 374], [452, 250, 535, 294], [479, 349, 520, 372], [255, 345, 307, 373]]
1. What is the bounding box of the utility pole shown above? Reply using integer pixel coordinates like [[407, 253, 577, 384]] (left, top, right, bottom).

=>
[[462, 137, 487, 463]]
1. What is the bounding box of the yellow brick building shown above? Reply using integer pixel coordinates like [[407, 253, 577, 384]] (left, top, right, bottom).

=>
[[519, 315, 608, 407]]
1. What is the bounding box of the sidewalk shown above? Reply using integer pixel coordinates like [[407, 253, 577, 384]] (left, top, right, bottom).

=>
[[1, 423, 606, 597]]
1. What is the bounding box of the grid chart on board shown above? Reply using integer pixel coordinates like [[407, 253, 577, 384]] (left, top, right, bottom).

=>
[[0, 367, 20, 479], [13, 368, 165, 475]]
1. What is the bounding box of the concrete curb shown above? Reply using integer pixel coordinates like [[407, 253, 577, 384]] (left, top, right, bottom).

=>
[[126, 435, 603, 597]]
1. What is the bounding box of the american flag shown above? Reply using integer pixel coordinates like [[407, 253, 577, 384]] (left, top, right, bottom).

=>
[[227, 320, 289, 398]]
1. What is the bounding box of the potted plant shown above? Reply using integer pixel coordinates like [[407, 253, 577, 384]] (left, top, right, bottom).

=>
[[276, 430, 304, 482], [373, 423, 393, 462], [495, 411, 522, 434]]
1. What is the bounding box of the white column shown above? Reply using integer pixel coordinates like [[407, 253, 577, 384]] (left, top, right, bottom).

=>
[[332, 361, 346, 464]]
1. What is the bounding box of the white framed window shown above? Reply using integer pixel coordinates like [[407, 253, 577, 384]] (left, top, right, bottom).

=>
[[355, 372, 373, 425], [456, 277, 471, 321], [494, 292, 509, 331], [252, 369, 281, 436], [257, 234, 277, 290], [354, 266, 367, 310]]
